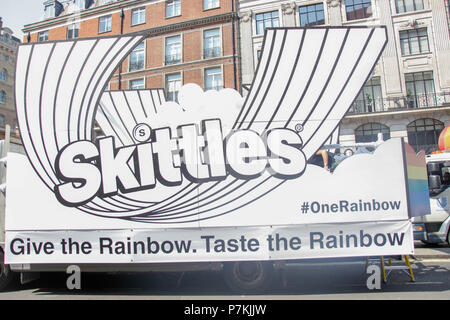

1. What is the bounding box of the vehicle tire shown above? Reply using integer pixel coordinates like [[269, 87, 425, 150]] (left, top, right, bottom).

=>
[[223, 261, 274, 294], [421, 240, 440, 247], [447, 230, 450, 246], [0, 248, 15, 291]]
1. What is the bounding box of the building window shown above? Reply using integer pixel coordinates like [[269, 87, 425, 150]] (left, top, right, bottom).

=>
[[0, 115, 5, 127], [255, 11, 279, 35], [44, 4, 55, 19], [67, 23, 79, 39], [0, 91, 5, 104], [299, 3, 325, 27], [405, 71, 436, 108], [355, 123, 390, 145], [165, 35, 182, 65], [203, 28, 221, 58], [166, 0, 181, 18], [205, 67, 223, 91], [130, 79, 145, 90], [351, 77, 383, 114], [99, 15, 112, 33], [1, 55, 8, 63], [345, 0, 372, 21], [38, 31, 49, 42], [0, 69, 6, 82], [400, 28, 429, 55], [407, 118, 444, 154], [74, 0, 93, 10], [204, 0, 219, 10], [129, 42, 145, 71], [395, 0, 424, 14], [74, 0, 84, 10], [131, 7, 146, 26], [166, 73, 181, 102]]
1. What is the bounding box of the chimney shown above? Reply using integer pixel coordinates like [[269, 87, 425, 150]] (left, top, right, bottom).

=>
[[0, 17, 3, 33]]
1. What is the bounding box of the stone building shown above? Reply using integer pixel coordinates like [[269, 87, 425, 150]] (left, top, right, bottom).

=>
[[23, 0, 240, 101], [238, 0, 450, 154]]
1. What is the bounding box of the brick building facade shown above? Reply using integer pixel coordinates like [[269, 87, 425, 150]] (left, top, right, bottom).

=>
[[23, 0, 240, 100]]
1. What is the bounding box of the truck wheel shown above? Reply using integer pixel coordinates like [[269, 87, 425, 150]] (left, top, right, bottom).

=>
[[0, 249, 15, 291], [223, 261, 274, 294]]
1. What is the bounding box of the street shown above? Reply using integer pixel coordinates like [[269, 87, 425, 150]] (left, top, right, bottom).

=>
[[0, 243, 449, 300]]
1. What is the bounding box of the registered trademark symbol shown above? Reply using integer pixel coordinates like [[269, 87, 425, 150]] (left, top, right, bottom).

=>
[[132, 123, 152, 142], [295, 123, 303, 132]]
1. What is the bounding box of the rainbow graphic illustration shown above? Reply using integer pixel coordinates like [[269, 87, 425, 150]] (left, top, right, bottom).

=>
[[403, 142, 430, 217]]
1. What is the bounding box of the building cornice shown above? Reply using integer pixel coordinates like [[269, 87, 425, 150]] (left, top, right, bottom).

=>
[[143, 13, 236, 37], [24, 2, 236, 37]]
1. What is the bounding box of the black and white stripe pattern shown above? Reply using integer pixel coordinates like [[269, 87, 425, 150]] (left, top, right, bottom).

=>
[[16, 27, 387, 223], [96, 89, 165, 147], [16, 35, 145, 191]]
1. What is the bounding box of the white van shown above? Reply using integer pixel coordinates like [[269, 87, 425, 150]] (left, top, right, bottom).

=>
[[413, 152, 450, 245]]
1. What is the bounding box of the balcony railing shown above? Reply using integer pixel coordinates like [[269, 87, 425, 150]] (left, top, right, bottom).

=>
[[165, 54, 181, 65], [347, 92, 450, 115], [203, 47, 221, 59]]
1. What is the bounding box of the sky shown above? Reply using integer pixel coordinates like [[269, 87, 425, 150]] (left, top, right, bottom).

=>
[[1, 0, 44, 39]]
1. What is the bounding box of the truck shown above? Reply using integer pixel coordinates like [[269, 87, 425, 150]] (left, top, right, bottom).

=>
[[0, 26, 427, 293]]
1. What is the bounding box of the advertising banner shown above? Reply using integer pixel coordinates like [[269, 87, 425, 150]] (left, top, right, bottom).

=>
[[5, 27, 429, 264], [6, 221, 413, 264]]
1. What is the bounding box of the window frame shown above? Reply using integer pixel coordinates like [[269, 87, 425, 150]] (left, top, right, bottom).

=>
[[74, 0, 85, 10], [352, 77, 383, 113], [0, 91, 5, 104], [204, 66, 224, 91], [38, 31, 49, 42], [203, 28, 222, 59], [203, 0, 220, 10], [166, 0, 181, 18], [164, 34, 182, 65], [344, 0, 373, 21], [255, 10, 280, 35], [129, 42, 146, 71], [0, 69, 7, 82], [355, 122, 391, 144], [44, 4, 55, 19], [67, 23, 79, 40], [298, 3, 325, 27], [405, 71, 436, 108], [407, 118, 444, 154], [394, 0, 425, 14], [165, 72, 182, 102], [129, 78, 145, 90], [131, 7, 146, 26], [98, 15, 112, 34], [399, 27, 430, 56]]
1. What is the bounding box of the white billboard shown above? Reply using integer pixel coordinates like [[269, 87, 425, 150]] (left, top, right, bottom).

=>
[[5, 27, 429, 264]]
